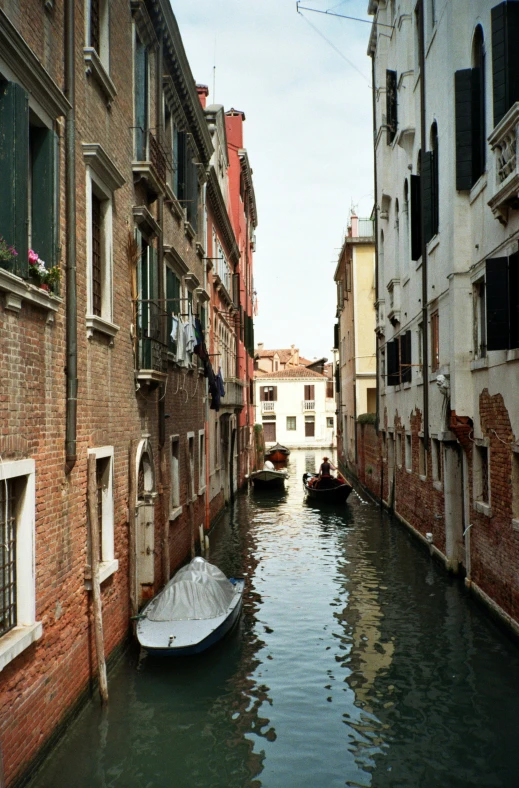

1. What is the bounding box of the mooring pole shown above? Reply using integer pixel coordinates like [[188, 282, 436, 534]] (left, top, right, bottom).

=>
[[87, 454, 109, 703]]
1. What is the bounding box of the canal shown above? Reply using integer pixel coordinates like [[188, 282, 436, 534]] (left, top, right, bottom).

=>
[[31, 449, 519, 788]]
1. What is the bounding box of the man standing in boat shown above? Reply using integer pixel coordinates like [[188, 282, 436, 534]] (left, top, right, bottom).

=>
[[318, 457, 337, 479]]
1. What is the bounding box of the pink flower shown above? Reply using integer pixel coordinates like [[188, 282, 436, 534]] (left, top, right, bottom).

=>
[[28, 249, 39, 264]]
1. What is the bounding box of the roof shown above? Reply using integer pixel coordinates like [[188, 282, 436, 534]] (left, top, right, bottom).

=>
[[255, 367, 326, 380], [255, 348, 298, 363]]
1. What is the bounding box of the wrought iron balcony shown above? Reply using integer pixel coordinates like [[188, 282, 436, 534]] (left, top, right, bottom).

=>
[[135, 299, 168, 387], [488, 102, 519, 223]]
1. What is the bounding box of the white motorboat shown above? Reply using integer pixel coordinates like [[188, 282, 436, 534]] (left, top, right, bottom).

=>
[[136, 557, 244, 656], [250, 460, 288, 488]]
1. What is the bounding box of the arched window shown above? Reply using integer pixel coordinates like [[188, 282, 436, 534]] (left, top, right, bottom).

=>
[[454, 25, 486, 190]]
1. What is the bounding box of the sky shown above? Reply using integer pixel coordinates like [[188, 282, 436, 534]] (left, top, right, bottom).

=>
[[173, 0, 374, 360]]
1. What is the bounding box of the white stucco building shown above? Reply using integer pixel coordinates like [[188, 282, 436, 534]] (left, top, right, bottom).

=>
[[254, 365, 336, 449]]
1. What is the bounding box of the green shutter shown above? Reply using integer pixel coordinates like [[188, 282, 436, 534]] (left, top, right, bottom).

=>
[[486, 257, 509, 350], [31, 127, 57, 268], [386, 69, 397, 144], [410, 174, 421, 261], [177, 132, 186, 203], [422, 151, 434, 244], [455, 69, 475, 190], [492, 2, 519, 127], [134, 37, 148, 160], [0, 81, 29, 276], [166, 266, 180, 353]]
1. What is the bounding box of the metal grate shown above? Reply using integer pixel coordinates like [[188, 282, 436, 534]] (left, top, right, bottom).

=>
[[90, 0, 100, 53], [0, 480, 17, 637], [92, 193, 102, 317]]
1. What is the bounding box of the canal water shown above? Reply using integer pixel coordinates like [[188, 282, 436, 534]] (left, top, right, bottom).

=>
[[31, 449, 519, 788]]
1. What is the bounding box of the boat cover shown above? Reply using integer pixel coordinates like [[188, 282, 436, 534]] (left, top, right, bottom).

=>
[[147, 557, 237, 621]]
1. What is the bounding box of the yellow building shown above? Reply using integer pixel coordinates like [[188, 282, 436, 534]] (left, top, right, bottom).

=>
[[334, 214, 376, 465]]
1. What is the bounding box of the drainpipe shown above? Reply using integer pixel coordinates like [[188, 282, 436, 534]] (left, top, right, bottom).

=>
[[65, 0, 77, 474], [371, 51, 380, 437], [157, 36, 165, 449], [419, 0, 429, 451]]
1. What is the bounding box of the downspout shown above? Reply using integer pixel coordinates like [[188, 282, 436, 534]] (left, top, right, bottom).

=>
[[65, 0, 77, 474], [157, 36, 165, 450], [419, 0, 429, 450], [371, 52, 380, 436], [204, 182, 210, 533]]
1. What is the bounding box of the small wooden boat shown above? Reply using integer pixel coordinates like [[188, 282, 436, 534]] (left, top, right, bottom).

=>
[[302, 472, 353, 503], [250, 461, 288, 488], [264, 443, 290, 463], [136, 557, 244, 656]]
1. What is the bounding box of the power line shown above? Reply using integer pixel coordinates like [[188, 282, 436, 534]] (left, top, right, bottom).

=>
[[296, 2, 395, 30]]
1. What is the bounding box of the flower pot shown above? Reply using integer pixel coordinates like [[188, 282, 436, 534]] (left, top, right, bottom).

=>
[[39, 283, 50, 292]]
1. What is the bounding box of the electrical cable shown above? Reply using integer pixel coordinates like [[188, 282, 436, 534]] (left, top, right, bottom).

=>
[[298, 9, 371, 85]]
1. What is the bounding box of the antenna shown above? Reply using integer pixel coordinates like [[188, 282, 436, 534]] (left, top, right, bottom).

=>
[[213, 37, 216, 103]]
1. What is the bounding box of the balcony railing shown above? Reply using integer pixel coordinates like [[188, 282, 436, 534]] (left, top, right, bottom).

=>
[[262, 401, 275, 412], [135, 299, 168, 386], [488, 102, 519, 223], [303, 400, 315, 411], [220, 379, 245, 411]]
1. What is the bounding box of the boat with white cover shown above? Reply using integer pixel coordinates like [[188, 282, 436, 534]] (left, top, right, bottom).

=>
[[250, 460, 288, 488], [136, 557, 244, 656]]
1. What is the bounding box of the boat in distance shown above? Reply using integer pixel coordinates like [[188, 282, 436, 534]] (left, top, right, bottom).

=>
[[264, 443, 290, 463], [250, 461, 288, 488], [136, 557, 244, 656], [302, 472, 353, 503]]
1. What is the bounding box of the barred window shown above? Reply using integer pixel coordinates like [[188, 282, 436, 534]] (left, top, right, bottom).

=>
[[0, 479, 17, 637]]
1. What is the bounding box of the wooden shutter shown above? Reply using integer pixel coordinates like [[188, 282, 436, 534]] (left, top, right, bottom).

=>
[[260, 387, 265, 402], [0, 82, 29, 277], [31, 127, 57, 268], [334, 323, 339, 349], [272, 386, 277, 401], [166, 267, 180, 352], [455, 70, 475, 190], [410, 174, 422, 261], [422, 151, 434, 244], [403, 331, 412, 383], [134, 37, 148, 160], [486, 257, 509, 350], [492, 2, 519, 127], [509, 252, 519, 349], [387, 340, 399, 385], [386, 70, 397, 144]]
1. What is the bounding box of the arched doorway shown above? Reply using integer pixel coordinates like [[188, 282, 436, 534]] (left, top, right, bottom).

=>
[[135, 439, 156, 602]]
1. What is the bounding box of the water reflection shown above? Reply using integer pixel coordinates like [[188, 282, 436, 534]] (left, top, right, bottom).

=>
[[31, 450, 519, 788]]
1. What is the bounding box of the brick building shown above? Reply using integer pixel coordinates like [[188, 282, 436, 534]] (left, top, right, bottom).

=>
[[0, 1, 256, 784], [362, 0, 519, 638]]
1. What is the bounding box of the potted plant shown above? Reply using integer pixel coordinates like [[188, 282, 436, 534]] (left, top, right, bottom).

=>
[[28, 249, 60, 293], [0, 236, 18, 268]]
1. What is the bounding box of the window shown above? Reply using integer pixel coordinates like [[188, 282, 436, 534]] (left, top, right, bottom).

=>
[[260, 386, 277, 402], [305, 416, 315, 438], [326, 381, 334, 398], [474, 443, 489, 505], [304, 385, 315, 402], [0, 82, 58, 280], [0, 459, 42, 671], [87, 447, 117, 582], [431, 311, 440, 372], [214, 420, 219, 469], [387, 331, 411, 385], [417, 322, 423, 373], [199, 430, 206, 493], [327, 417, 334, 428], [422, 124, 439, 243], [396, 432, 402, 467], [87, 0, 109, 68], [485, 254, 519, 351], [455, 26, 486, 191], [432, 438, 442, 482], [166, 266, 181, 355], [170, 436, 180, 513], [473, 277, 487, 358], [188, 433, 195, 501], [405, 434, 412, 470], [177, 131, 199, 231], [403, 179, 410, 275], [386, 69, 397, 144], [134, 33, 149, 161], [419, 437, 427, 477], [286, 417, 296, 431], [491, 2, 519, 128], [410, 164, 422, 261]]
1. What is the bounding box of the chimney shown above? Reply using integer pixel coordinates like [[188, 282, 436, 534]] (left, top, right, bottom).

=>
[[257, 342, 264, 351], [351, 213, 359, 238], [197, 84, 209, 109]]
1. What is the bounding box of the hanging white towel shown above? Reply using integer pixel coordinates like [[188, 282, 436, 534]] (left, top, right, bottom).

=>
[[170, 315, 179, 343], [176, 316, 186, 365], [185, 305, 196, 355]]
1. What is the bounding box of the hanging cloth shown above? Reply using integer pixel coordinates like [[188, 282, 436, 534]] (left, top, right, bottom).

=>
[[170, 315, 179, 343], [176, 315, 186, 365], [185, 304, 196, 355]]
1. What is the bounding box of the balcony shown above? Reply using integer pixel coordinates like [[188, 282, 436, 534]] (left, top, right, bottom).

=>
[[132, 128, 167, 200], [303, 400, 315, 411], [220, 379, 245, 412], [488, 103, 519, 223], [375, 298, 385, 337], [262, 401, 275, 412], [135, 299, 168, 387], [386, 279, 400, 326]]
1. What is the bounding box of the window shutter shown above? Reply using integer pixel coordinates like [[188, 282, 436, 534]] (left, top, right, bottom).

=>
[[509, 252, 519, 349], [260, 387, 265, 402], [232, 273, 239, 306], [134, 37, 148, 160], [403, 330, 412, 383], [486, 256, 509, 350], [31, 128, 57, 268], [386, 69, 397, 144], [410, 174, 422, 261], [422, 151, 434, 244], [492, 2, 519, 127], [166, 267, 180, 352], [0, 82, 29, 277], [455, 70, 475, 190], [387, 340, 399, 385], [334, 323, 339, 349], [177, 131, 186, 203], [272, 386, 277, 401]]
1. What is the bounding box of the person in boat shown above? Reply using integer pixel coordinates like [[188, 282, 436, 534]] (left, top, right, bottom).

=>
[[319, 457, 337, 478]]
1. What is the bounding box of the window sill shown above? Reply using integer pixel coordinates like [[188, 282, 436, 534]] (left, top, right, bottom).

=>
[[198, 486, 206, 496], [507, 348, 519, 362], [471, 357, 488, 371], [86, 314, 120, 341], [474, 501, 492, 517], [469, 172, 487, 204], [419, 474, 427, 482], [184, 221, 196, 241], [427, 234, 440, 255], [0, 268, 61, 320], [416, 375, 423, 387], [406, 467, 412, 474], [169, 506, 182, 522], [512, 518, 519, 532], [403, 382, 411, 390], [433, 480, 443, 492], [0, 621, 43, 672], [84, 558, 119, 589], [164, 184, 184, 221], [83, 48, 117, 106]]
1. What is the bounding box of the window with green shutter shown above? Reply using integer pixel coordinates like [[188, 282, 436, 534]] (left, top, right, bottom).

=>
[[166, 266, 181, 353], [491, 1, 519, 128], [0, 81, 29, 277]]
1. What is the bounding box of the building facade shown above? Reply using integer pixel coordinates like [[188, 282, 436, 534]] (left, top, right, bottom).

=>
[[0, 2, 256, 784], [368, 0, 519, 636], [334, 213, 377, 467]]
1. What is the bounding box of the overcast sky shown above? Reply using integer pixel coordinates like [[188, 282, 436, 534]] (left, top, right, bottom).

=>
[[173, 0, 374, 360]]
